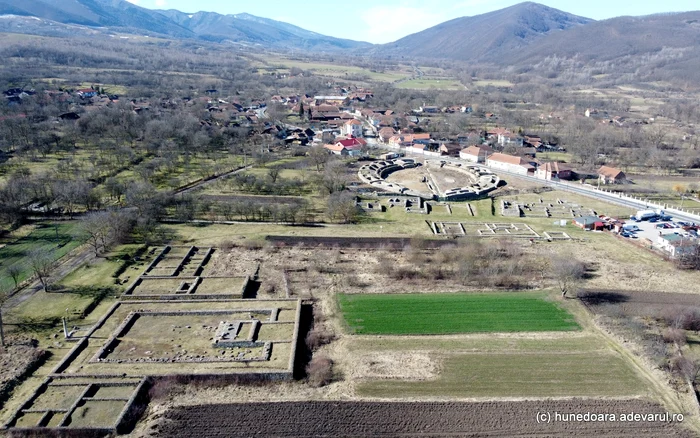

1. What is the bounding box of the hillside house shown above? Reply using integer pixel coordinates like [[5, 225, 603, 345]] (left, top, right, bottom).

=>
[[535, 162, 573, 181], [598, 166, 626, 184], [486, 153, 535, 175]]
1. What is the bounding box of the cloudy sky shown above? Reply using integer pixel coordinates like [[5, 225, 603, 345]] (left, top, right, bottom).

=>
[[125, 0, 700, 44]]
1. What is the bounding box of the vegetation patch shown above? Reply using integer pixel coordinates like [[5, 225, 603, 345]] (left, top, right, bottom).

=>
[[339, 292, 579, 334]]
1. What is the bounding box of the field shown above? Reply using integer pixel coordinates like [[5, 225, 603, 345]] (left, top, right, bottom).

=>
[[339, 292, 579, 334], [395, 78, 464, 90], [255, 56, 412, 82], [152, 400, 694, 438], [472, 79, 515, 88], [0, 222, 82, 292]]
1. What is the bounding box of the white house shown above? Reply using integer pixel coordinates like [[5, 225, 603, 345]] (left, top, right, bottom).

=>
[[343, 119, 363, 138], [657, 233, 698, 258], [486, 153, 535, 176], [459, 145, 492, 163]]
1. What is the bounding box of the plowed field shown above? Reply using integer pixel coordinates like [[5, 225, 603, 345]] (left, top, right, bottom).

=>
[[152, 400, 694, 437]]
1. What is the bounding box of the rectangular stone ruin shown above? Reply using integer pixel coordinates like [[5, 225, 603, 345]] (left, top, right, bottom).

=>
[[213, 320, 261, 348]]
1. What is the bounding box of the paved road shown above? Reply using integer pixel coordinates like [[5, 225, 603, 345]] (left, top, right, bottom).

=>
[[493, 167, 700, 223]]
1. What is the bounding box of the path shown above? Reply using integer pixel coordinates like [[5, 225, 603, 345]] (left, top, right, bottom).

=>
[[3, 245, 95, 310]]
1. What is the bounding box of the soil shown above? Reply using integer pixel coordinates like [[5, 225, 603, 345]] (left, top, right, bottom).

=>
[[143, 400, 695, 437], [580, 289, 700, 318], [0, 337, 45, 408]]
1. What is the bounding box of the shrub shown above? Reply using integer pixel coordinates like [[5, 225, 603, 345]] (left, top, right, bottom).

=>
[[306, 328, 335, 351], [306, 355, 334, 388]]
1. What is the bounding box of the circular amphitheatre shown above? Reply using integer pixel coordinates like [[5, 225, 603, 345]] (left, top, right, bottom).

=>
[[358, 158, 501, 201]]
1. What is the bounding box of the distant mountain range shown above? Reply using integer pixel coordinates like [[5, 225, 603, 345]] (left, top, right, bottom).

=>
[[0, 0, 371, 50], [1, 0, 700, 81]]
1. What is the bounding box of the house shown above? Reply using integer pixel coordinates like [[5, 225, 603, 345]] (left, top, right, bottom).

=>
[[388, 134, 413, 149], [336, 137, 366, 149], [535, 162, 573, 181], [404, 142, 440, 157], [343, 119, 362, 137], [598, 166, 626, 184], [419, 105, 439, 113], [658, 233, 698, 258], [498, 132, 523, 147], [378, 127, 396, 144], [324, 138, 366, 156], [573, 216, 606, 230], [486, 153, 535, 175], [77, 88, 97, 98], [439, 142, 462, 157], [460, 145, 493, 163]]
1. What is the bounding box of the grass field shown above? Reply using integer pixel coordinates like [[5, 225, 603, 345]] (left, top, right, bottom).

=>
[[0, 222, 82, 293], [396, 79, 464, 90], [355, 341, 647, 398], [338, 292, 579, 334]]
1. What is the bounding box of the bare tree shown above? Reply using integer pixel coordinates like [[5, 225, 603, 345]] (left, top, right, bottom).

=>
[[7, 265, 22, 290], [551, 256, 586, 297], [327, 192, 362, 223], [77, 211, 111, 256], [28, 249, 56, 292], [268, 165, 281, 184], [308, 146, 329, 172]]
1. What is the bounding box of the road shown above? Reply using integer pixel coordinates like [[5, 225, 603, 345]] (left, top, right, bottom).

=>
[[4, 245, 95, 311], [489, 166, 700, 223], [400, 153, 700, 223]]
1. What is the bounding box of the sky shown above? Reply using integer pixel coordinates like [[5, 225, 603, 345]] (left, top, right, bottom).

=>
[[125, 0, 700, 44]]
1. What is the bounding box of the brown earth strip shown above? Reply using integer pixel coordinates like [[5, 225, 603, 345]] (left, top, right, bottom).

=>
[[149, 400, 694, 437]]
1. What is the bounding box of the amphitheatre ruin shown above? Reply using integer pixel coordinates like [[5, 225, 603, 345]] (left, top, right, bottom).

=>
[[358, 158, 501, 201]]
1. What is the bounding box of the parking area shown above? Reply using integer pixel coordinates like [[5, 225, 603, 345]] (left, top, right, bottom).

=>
[[620, 215, 697, 251]]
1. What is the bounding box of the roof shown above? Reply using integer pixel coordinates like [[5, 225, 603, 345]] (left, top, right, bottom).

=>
[[539, 162, 572, 173], [598, 165, 625, 179], [345, 119, 362, 125], [487, 152, 528, 166], [337, 138, 366, 148], [461, 145, 492, 156], [313, 105, 340, 113], [574, 216, 603, 225], [324, 144, 346, 152], [77, 88, 95, 93]]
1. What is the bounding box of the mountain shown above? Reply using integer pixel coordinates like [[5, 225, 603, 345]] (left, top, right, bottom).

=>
[[0, 0, 371, 50], [0, 0, 194, 37], [155, 10, 371, 49], [511, 11, 700, 62], [375, 2, 592, 61]]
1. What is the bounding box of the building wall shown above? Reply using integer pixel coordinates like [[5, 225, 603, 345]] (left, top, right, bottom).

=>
[[487, 159, 528, 175], [460, 152, 481, 163]]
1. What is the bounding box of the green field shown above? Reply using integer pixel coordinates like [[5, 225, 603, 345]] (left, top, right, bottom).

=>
[[339, 292, 579, 334], [0, 222, 83, 293]]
